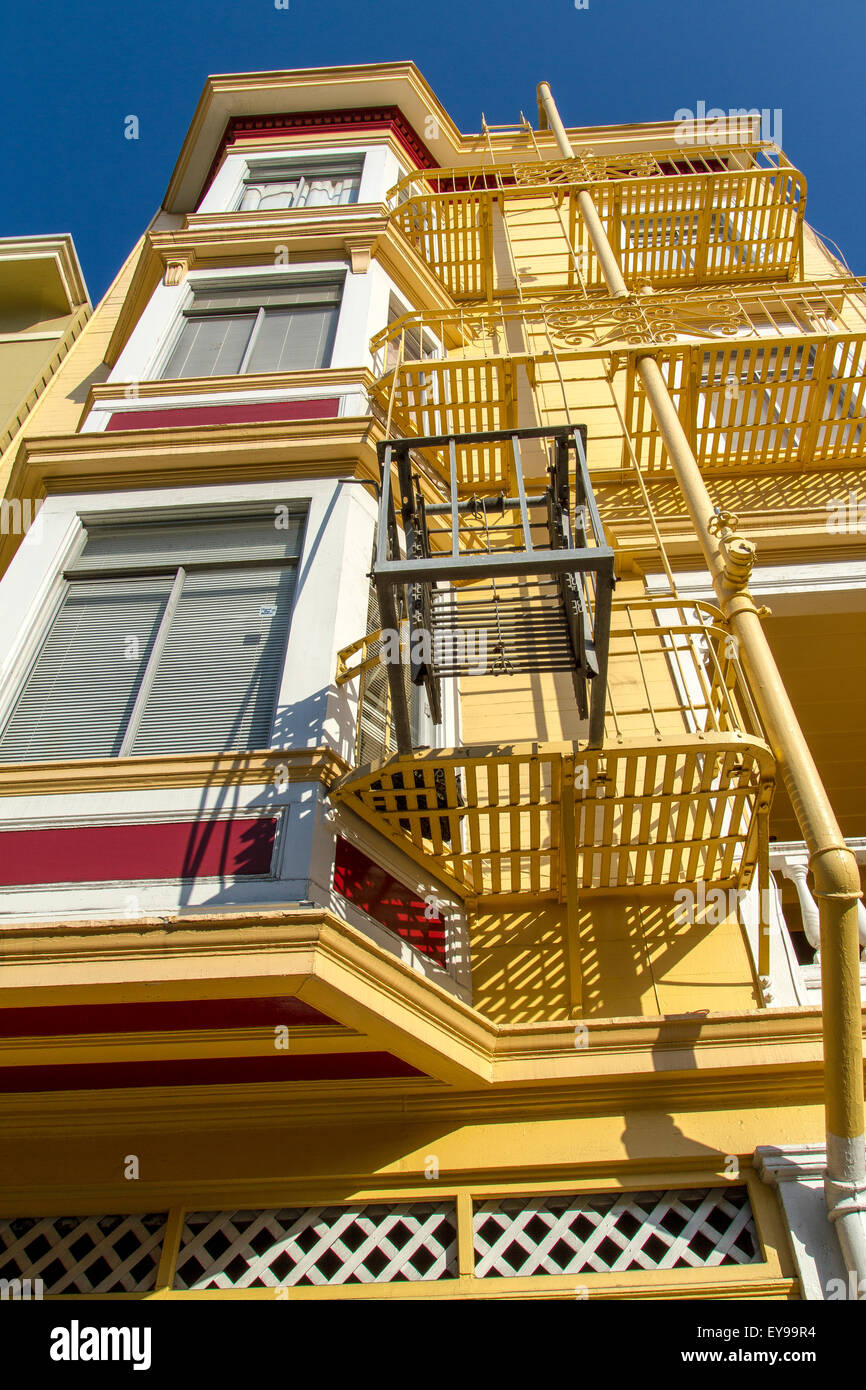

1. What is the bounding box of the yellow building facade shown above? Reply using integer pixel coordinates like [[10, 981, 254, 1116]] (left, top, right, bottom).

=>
[[0, 64, 863, 1301], [0, 234, 89, 496]]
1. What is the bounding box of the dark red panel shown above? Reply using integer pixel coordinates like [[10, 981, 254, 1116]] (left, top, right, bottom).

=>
[[0, 997, 333, 1038], [657, 156, 727, 175], [433, 173, 516, 192], [0, 1052, 423, 1093], [106, 397, 340, 432], [0, 818, 276, 886], [333, 837, 446, 966]]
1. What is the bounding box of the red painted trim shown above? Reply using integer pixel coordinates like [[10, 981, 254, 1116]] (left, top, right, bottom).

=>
[[0, 818, 277, 887], [105, 397, 340, 432], [657, 156, 727, 175], [201, 106, 436, 202], [0, 997, 333, 1038], [333, 837, 446, 966], [0, 1053, 423, 1092]]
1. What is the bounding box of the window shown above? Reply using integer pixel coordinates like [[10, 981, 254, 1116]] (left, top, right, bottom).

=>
[[333, 837, 446, 966], [0, 511, 306, 762], [384, 295, 439, 373], [160, 279, 342, 380], [237, 159, 363, 212]]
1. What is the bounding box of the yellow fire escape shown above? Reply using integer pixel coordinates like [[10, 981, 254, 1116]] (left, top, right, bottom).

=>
[[328, 114, 866, 1014]]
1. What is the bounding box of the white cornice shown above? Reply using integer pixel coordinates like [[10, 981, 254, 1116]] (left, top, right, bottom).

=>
[[646, 561, 866, 613], [0, 234, 89, 311]]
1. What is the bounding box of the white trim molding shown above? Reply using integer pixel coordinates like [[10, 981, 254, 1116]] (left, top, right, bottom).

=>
[[646, 560, 866, 614], [755, 1143, 852, 1300], [762, 840, 866, 1005]]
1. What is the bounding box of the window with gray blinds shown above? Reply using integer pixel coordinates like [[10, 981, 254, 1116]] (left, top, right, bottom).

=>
[[356, 565, 419, 768], [0, 511, 306, 762], [161, 279, 343, 380]]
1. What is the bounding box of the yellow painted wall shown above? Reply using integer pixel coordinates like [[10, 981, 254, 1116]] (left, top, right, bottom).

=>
[[0, 239, 144, 503], [471, 893, 758, 1024], [0, 339, 60, 426], [459, 577, 693, 745], [763, 609, 866, 842]]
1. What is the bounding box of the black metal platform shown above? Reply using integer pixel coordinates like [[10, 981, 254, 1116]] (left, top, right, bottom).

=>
[[374, 425, 615, 751]]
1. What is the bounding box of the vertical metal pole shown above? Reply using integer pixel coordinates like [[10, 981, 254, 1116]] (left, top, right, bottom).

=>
[[757, 801, 771, 982], [587, 570, 613, 749], [561, 755, 583, 1017], [537, 83, 629, 300], [511, 434, 534, 552], [376, 444, 413, 755], [448, 437, 459, 558]]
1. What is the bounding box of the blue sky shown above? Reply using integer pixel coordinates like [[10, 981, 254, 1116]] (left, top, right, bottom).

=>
[[3, 0, 863, 299]]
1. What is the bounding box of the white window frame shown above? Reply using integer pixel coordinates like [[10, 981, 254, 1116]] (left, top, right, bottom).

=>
[[313, 797, 472, 999], [0, 502, 310, 761], [197, 144, 399, 217], [235, 155, 366, 213], [152, 268, 347, 382], [106, 261, 368, 389]]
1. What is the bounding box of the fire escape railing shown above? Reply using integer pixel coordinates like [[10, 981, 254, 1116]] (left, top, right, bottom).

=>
[[373, 425, 615, 752]]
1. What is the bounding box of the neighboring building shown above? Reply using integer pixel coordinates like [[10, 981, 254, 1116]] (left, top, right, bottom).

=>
[[0, 233, 89, 503], [0, 63, 863, 1301]]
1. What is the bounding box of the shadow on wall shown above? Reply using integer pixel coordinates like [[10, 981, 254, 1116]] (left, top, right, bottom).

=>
[[173, 483, 352, 907], [621, 1013, 735, 1171], [621, 1110, 729, 1166], [470, 904, 572, 1023], [173, 681, 333, 908], [581, 896, 762, 1018], [470, 894, 762, 1025]]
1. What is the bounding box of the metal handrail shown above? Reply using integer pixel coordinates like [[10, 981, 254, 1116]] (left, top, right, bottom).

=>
[[388, 145, 795, 205], [370, 279, 866, 374], [337, 595, 767, 757]]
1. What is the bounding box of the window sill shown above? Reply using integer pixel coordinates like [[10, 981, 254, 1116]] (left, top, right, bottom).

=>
[[0, 748, 348, 799], [80, 366, 375, 433]]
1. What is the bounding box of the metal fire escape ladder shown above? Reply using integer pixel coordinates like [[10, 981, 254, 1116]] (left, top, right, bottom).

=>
[[374, 425, 615, 754]]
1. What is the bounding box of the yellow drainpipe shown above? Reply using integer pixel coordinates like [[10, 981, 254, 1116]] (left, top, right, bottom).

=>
[[537, 80, 866, 1278]]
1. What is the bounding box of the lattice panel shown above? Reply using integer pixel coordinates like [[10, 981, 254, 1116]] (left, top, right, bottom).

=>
[[0, 1213, 166, 1294], [331, 738, 773, 897], [174, 1203, 458, 1288], [474, 1188, 760, 1277]]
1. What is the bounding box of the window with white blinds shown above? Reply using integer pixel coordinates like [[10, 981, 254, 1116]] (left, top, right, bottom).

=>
[[237, 159, 363, 212], [0, 511, 306, 762], [160, 279, 343, 379]]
